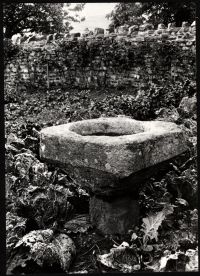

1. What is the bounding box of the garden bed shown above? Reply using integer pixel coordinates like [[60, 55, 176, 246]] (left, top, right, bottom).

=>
[[5, 84, 198, 273]]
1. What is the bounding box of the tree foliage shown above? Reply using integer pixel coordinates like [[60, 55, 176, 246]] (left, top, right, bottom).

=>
[[3, 3, 85, 38], [107, 1, 196, 29]]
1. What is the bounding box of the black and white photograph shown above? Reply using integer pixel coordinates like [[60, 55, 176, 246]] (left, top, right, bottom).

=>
[[4, 1, 198, 273]]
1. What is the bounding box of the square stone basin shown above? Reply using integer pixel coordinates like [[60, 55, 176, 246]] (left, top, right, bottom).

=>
[[40, 117, 187, 195], [40, 117, 188, 234]]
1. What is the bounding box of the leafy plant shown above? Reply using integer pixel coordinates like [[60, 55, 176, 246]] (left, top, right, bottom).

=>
[[5, 81, 197, 273], [6, 212, 27, 260], [141, 205, 174, 247], [7, 229, 76, 273], [97, 242, 140, 272], [4, 38, 20, 65]]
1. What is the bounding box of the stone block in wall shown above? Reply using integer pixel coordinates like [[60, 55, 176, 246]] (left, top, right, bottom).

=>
[[178, 27, 188, 34], [117, 25, 129, 35], [27, 35, 36, 43], [99, 71, 106, 77], [182, 46, 189, 51], [9, 63, 17, 70], [115, 35, 126, 41], [9, 75, 16, 81], [9, 73, 17, 78], [21, 73, 30, 79], [108, 33, 117, 39], [75, 77, 81, 84], [129, 31, 139, 38], [53, 33, 59, 40], [128, 25, 139, 34], [4, 67, 11, 74], [137, 31, 145, 36], [46, 34, 54, 43], [95, 34, 104, 39], [10, 67, 18, 73], [139, 23, 154, 31], [29, 52, 37, 57], [191, 45, 196, 53], [183, 33, 194, 39], [190, 26, 196, 34], [144, 36, 155, 41], [94, 28, 104, 35], [156, 29, 163, 35], [168, 23, 176, 30], [110, 79, 119, 87], [20, 67, 29, 73], [32, 47, 41, 52], [157, 23, 166, 30], [168, 35, 176, 41], [147, 30, 155, 35], [176, 36, 185, 41], [161, 33, 169, 40], [133, 37, 145, 42], [87, 76, 91, 83], [105, 29, 110, 35], [89, 31, 94, 36], [110, 75, 116, 80], [74, 32, 81, 38], [173, 27, 181, 33], [21, 35, 30, 43], [186, 41, 194, 46]]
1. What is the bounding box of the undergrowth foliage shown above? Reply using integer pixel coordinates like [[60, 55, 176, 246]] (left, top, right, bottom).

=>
[[56, 39, 193, 72], [5, 74, 197, 273], [4, 38, 20, 66], [4, 37, 195, 91]]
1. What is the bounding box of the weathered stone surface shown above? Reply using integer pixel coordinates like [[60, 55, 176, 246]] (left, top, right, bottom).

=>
[[178, 95, 196, 117], [53, 33, 59, 40], [46, 34, 53, 43], [70, 32, 81, 38], [94, 28, 104, 35], [155, 107, 180, 122], [128, 25, 139, 34], [40, 117, 188, 194], [5, 28, 196, 90], [117, 25, 129, 35], [11, 34, 22, 45], [168, 23, 176, 29], [27, 35, 36, 43], [182, 21, 190, 27], [140, 23, 154, 31], [158, 23, 166, 29], [89, 195, 139, 234]]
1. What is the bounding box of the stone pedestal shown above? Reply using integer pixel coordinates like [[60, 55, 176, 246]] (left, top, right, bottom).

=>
[[40, 117, 188, 235], [90, 195, 139, 235]]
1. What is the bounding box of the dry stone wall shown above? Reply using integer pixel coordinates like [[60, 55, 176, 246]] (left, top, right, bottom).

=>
[[4, 22, 196, 91]]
